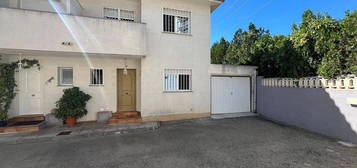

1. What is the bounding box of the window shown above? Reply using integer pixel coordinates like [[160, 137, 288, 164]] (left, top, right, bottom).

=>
[[58, 67, 73, 86], [120, 9, 135, 22], [164, 69, 192, 91], [90, 68, 104, 85], [104, 8, 135, 22], [163, 8, 191, 34], [104, 7, 119, 20]]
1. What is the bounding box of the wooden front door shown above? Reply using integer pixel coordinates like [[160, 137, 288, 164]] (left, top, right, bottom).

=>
[[117, 69, 136, 112]]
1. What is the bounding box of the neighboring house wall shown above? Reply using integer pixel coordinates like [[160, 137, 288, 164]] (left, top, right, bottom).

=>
[[257, 77, 357, 143], [5, 55, 141, 121], [140, 0, 211, 117]]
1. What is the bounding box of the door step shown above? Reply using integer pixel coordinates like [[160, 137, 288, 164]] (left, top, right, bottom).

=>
[[108, 111, 142, 125], [1, 114, 45, 134], [8, 114, 45, 125], [112, 111, 141, 118]]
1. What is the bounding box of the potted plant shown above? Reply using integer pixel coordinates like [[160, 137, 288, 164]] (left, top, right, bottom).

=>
[[54, 87, 91, 126]]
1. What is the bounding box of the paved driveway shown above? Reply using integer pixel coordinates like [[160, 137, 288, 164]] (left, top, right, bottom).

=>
[[0, 117, 356, 168]]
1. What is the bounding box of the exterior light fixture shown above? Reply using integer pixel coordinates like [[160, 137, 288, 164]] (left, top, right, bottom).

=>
[[123, 58, 128, 75], [17, 53, 22, 69]]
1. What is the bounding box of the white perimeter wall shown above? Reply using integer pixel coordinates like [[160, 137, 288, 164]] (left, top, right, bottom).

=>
[[140, 0, 211, 117]]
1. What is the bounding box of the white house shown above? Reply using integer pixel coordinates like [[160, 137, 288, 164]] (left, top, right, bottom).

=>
[[0, 0, 256, 123]]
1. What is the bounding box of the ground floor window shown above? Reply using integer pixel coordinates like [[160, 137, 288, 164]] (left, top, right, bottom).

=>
[[164, 69, 192, 91], [58, 67, 73, 86], [90, 68, 104, 86]]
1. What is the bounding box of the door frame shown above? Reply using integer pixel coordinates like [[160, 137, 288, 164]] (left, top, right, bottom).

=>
[[210, 75, 252, 115], [116, 69, 136, 112]]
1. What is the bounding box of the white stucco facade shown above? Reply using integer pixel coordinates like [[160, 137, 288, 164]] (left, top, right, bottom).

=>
[[0, 0, 256, 122]]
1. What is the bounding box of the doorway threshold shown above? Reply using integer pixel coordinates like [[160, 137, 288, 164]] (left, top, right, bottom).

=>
[[211, 112, 257, 119]]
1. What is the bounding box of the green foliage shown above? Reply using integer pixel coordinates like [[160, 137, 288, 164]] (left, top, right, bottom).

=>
[[0, 58, 40, 121], [290, 9, 357, 78], [54, 87, 91, 120], [211, 10, 357, 78], [211, 37, 229, 64], [0, 63, 17, 121], [225, 23, 269, 65], [222, 23, 309, 78]]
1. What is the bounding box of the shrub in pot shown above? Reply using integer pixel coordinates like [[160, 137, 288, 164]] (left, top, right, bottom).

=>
[[54, 87, 91, 126]]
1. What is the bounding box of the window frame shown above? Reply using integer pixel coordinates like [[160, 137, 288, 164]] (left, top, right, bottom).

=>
[[163, 69, 192, 92], [58, 67, 73, 86], [103, 7, 135, 22], [89, 68, 104, 86], [119, 9, 135, 22], [163, 8, 191, 35], [103, 7, 119, 20]]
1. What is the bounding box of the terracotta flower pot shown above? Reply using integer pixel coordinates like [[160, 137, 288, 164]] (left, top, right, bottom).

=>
[[66, 116, 77, 126]]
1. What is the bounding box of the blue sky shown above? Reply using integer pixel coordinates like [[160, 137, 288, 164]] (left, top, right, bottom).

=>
[[211, 0, 357, 44]]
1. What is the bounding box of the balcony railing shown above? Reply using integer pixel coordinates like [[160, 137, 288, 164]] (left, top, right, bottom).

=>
[[0, 7, 147, 56]]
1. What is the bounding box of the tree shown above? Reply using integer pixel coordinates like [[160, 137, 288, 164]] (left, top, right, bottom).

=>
[[225, 23, 269, 65], [291, 10, 357, 78], [341, 11, 357, 76], [211, 10, 357, 78], [211, 37, 229, 64]]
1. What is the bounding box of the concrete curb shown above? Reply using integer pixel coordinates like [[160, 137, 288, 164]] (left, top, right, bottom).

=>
[[0, 121, 160, 144]]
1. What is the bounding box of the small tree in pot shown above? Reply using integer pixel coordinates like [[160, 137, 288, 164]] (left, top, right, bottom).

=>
[[54, 87, 91, 126]]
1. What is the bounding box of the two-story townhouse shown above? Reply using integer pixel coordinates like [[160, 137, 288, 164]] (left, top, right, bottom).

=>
[[0, 0, 257, 123]]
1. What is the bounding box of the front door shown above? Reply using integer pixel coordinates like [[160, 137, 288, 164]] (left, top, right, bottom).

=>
[[19, 67, 41, 115], [117, 69, 136, 112]]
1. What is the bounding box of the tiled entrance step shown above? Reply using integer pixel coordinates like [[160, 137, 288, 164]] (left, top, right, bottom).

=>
[[108, 111, 142, 125], [0, 114, 45, 133]]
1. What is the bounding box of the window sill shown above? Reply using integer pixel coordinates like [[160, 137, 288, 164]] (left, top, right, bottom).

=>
[[89, 84, 104, 87], [57, 84, 73, 87], [163, 90, 193, 93], [162, 31, 192, 36]]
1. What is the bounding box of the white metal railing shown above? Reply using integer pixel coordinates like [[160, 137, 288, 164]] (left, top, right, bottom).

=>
[[261, 75, 357, 89]]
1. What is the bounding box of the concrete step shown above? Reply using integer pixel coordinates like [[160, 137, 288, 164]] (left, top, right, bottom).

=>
[[112, 111, 141, 118]]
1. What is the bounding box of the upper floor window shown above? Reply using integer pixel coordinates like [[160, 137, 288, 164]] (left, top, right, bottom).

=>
[[104, 7, 135, 22], [120, 10, 135, 22], [104, 8, 119, 20], [163, 8, 191, 34]]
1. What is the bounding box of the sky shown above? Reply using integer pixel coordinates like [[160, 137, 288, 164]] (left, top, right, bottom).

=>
[[211, 0, 357, 44]]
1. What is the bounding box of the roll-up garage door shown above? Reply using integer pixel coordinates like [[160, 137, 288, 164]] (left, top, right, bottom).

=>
[[211, 76, 251, 114]]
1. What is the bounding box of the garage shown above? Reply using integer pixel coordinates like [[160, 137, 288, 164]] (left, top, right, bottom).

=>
[[211, 76, 251, 114], [210, 64, 257, 118]]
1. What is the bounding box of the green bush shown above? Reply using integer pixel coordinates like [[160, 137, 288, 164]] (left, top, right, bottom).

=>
[[54, 87, 91, 120], [0, 63, 17, 121]]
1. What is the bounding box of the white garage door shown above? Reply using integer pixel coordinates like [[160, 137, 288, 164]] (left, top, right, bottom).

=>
[[211, 76, 251, 114]]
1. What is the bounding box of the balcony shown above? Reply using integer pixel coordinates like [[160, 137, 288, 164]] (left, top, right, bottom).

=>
[[0, 7, 147, 57]]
